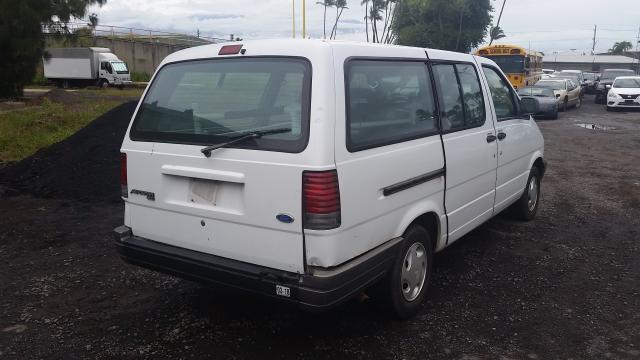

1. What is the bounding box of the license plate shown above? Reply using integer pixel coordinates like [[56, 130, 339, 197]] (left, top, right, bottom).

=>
[[275, 285, 291, 297]]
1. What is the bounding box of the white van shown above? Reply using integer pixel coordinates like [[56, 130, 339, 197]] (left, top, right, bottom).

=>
[[115, 40, 545, 319]]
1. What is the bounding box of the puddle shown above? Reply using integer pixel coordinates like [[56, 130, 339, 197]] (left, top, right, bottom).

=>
[[574, 123, 616, 130]]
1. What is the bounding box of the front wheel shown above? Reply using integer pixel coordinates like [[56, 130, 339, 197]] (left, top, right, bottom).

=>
[[575, 97, 581, 109], [376, 225, 433, 319], [510, 167, 541, 221], [560, 98, 568, 112]]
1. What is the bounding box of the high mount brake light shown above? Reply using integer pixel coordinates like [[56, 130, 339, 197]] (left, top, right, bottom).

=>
[[120, 153, 128, 198], [303, 170, 341, 230], [218, 44, 243, 55]]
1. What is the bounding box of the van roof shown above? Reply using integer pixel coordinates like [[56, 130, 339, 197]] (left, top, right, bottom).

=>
[[159, 39, 476, 68]]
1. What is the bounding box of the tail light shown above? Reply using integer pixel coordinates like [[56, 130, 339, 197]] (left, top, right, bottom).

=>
[[120, 153, 128, 198], [303, 170, 340, 230]]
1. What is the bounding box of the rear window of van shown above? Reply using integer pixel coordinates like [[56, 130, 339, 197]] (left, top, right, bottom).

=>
[[130, 57, 311, 153]]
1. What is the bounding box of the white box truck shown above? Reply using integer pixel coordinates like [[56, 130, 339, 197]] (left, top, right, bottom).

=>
[[43, 47, 132, 88]]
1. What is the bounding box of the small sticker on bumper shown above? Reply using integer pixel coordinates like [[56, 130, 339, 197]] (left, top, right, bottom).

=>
[[275, 285, 291, 298]]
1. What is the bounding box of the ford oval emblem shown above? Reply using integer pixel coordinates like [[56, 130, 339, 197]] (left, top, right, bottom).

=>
[[276, 213, 294, 224]]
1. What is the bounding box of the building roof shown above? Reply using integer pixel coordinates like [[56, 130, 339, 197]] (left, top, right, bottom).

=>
[[543, 54, 639, 64]]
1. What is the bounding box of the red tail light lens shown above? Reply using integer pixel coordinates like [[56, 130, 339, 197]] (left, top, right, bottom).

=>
[[120, 153, 128, 198], [303, 170, 340, 230]]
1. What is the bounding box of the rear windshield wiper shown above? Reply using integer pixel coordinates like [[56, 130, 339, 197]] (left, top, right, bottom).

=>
[[201, 128, 291, 157]]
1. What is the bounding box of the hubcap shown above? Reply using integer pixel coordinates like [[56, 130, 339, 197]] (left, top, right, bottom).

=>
[[527, 176, 539, 212], [401, 242, 427, 302]]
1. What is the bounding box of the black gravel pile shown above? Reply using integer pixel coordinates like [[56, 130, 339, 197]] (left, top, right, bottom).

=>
[[0, 101, 137, 203]]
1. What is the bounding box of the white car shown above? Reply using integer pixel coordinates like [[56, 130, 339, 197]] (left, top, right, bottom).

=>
[[114, 40, 546, 319], [606, 76, 640, 111]]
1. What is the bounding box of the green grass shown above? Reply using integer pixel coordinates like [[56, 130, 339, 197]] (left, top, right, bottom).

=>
[[131, 72, 151, 82], [0, 99, 121, 162]]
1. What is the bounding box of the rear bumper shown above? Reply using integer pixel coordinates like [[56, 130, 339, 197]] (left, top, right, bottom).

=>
[[114, 226, 402, 311]]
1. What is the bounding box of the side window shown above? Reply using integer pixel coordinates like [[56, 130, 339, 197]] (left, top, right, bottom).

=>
[[346, 60, 437, 151], [432, 63, 485, 132], [432, 64, 464, 130], [455, 64, 486, 128], [100, 62, 106, 70], [482, 66, 518, 120]]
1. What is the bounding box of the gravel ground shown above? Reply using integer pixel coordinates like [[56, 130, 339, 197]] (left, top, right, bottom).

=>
[[1, 95, 639, 359]]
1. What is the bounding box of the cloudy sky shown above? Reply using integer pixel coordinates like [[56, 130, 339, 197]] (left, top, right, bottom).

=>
[[87, 0, 640, 54]]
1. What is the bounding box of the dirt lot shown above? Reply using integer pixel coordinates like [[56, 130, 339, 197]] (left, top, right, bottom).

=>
[[1, 96, 639, 359]]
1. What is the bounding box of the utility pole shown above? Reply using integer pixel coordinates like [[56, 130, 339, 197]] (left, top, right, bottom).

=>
[[591, 25, 597, 55], [489, 0, 507, 45], [635, 25, 640, 73], [292, 0, 296, 38], [302, 0, 307, 39]]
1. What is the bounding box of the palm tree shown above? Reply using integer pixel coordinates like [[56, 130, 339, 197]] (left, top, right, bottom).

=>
[[489, 26, 506, 45], [361, 0, 369, 42], [317, 0, 336, 39], [369, 0, 385, 42], [330, 0, 348, 39], [609, 41, 633, 55]]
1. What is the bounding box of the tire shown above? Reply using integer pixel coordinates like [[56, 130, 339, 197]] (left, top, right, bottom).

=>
[[510, 167, 541, 221], [376, 225, 434, 320], [550, 109, 558, 120], [575, 97, 581, 109], [606, 106, 613, 112], [61, 79, 70, 89], [98, 79, 109, 88], [560, 97, 568, 112]]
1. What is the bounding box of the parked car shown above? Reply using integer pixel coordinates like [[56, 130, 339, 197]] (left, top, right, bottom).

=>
[[536, 79, 582, 111], [542, 68, 555, 75], [595, 69, 637, 104], [552, 73, 584, 98], [582, 72, 598, 94], [114, 40, 546, 319], [540, 74, 553, 80], [517, 87, 559, 119], [606, 76, 640, 111]]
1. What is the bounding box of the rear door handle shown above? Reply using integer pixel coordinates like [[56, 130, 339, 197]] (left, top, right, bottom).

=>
[[486, 134, 497, 143], [497, 131, 506, 140]]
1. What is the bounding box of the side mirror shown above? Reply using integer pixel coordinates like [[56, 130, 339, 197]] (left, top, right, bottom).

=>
[[520, 97, 539, 117]]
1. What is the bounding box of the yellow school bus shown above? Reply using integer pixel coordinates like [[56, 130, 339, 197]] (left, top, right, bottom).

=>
[[475, 44, 543, 89]]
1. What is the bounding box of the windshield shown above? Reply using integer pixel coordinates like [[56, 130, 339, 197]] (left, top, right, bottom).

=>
[[111, 61, 129, 74], [484, 55, 525, 73], [613, 78, 640, 88], [601, 70, 635, 80], [583, 73, 596, 81], [536, 81, 565, 90], [131, 57, 311, 153], [518, 87, 554, 97]]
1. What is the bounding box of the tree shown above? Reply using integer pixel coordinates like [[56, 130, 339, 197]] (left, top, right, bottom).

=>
[[365, 0, 399, 44], [329, 0, 348, 39], [489, 25, 506, 44], [317, 0, 336, 39], [393, 0, 492, 53], [609, 41, 633, 55], [0, 0, 106, 98]]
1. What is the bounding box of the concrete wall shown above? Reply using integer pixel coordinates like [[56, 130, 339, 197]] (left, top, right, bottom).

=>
[[93, 37, 192, 75], [43, 34, 208, 77]]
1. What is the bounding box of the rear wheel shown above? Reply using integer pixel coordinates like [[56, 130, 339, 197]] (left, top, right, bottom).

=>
[[575, 97, 581, 109], [510, 167, 541, 221], [376, 225, 433, 320], [560, 97, 568, 112]]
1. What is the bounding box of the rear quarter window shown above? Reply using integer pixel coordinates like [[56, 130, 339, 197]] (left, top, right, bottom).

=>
[[345, 60, 438, 152]]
